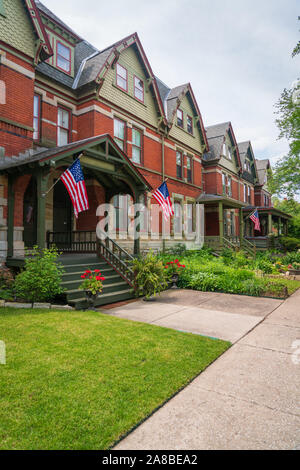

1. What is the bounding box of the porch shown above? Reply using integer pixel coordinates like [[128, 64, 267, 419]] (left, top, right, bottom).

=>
[[243, 206, 292, 250], [197, 193, 255, 254], [0, 134, 150, 264]]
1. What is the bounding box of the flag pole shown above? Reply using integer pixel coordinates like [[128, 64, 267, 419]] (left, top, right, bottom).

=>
[[42, 153, 84, 197]]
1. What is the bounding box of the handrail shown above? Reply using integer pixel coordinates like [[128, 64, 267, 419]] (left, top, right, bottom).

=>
[[241, 237, 256, 256], [223, 236, 238, 251], [97, 233, 134, 286]]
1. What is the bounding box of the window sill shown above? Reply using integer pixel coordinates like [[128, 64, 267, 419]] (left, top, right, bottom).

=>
[[112, 83, 147, 108]]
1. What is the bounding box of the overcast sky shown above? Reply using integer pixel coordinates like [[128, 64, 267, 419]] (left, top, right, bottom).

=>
[[42, 0, 299, 165]]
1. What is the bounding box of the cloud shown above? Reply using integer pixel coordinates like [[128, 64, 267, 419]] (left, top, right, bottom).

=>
[[41, 0, 299, 164]]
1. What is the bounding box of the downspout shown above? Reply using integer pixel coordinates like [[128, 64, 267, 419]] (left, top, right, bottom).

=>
[[162, 133, 165, 253]]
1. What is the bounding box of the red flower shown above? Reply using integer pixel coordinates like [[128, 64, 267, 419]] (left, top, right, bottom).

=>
[[81, 274, 86, 279], [94, 269, 100, 273], [85, 270, 91, 275], [174, 259, 179, 264], [95, 276, 101, 281]]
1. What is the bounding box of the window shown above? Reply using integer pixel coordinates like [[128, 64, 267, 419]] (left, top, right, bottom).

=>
[[187, 156, 193, 183], [177, 109, 183, 128], [222, 142, 226, 156], [222, 173, 232, 196], [132, 128, 142, 164], [116, 63, 128, 91], [227, 146, 233, 160], [244, 184, 247, 202], [57, 107, 70, 145], [56, 42, 71, 74], [174, 202, 182, 235], [187, 115, 193, 134], [247, 185, 251, 203], [113, 195, 129, 231], [114, 118, 126, 151], [33, 94, 41, 141], [187, 204, 194, 234], [227, 175, 232, 197], [264, 194, 269, 206], [176, 151, 183, 179], [134, 76, 144, 102], [244, 159, 251, 172]]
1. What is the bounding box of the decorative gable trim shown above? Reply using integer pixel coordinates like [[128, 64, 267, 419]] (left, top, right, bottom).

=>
[[93, 33, 167, 127], [23, 0, 53, 64]]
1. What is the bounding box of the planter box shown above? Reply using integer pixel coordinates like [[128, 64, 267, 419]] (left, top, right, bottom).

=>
[[288, 269, 300, 275]]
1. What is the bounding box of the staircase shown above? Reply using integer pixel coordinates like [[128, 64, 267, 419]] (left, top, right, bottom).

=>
[[59, 254, 134, 310]]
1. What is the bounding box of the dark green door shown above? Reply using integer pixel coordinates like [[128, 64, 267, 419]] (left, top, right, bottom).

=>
[[53, 180, 72, 249]]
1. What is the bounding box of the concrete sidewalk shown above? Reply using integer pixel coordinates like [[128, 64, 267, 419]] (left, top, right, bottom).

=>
[[113, 289, 300, 450], [107, 289, 282, 343]]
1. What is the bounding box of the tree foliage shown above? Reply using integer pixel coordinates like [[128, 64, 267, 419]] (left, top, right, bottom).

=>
[[272, 28, 300, 199]]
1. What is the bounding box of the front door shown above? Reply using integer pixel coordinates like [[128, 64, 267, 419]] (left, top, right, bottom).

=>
[[53, 180, 72, 248]]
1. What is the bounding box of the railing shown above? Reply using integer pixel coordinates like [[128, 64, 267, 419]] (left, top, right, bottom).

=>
[[223, 236, 239, 251], [241, 237, 256, 256], [47, 231, 97, 252], [97, 234, 135, 286]]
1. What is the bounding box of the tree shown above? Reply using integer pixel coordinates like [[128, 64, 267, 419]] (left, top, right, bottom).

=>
[[272, 25, 300, 198], [273, 197, 300, 238]]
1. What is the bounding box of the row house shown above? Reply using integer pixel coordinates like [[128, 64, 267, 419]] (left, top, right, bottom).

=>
[[0, 0, 291, 267]]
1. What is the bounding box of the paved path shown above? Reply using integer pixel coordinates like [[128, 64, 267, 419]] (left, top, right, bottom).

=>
[[111, 289, 300, 450], [107, 289, 282, 343]]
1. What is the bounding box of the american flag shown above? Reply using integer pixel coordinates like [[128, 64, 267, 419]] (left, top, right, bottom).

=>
[[152, 181, 174, 221], [61, 159, 89, 218], [250, 209, 260, 231]]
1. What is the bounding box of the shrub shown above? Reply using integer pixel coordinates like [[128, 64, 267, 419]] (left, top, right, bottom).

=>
[[279, 236, 300, 251], [255, 258, 273, 274], [281, 250, 300, 265], [14, 246, 65, 303], [131, 251, 168, 299], [0, 266, 14, 289]]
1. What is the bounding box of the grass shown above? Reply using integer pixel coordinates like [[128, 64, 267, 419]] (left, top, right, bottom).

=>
[[0, 308, 230, 450]]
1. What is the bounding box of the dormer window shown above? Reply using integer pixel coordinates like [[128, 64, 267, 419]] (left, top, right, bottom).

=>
[[134, 76, 144, 102], [56, 42, 71, 74], [177, 109, 183, 128], [116, 63, 128, 91]]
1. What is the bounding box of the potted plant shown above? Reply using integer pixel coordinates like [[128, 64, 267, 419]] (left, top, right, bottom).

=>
[[79, 269, 105, 308], [131, 251, 168, 301], [164, 259, 186, 288]]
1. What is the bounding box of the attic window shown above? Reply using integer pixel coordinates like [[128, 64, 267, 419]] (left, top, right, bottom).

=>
[[227, 146, 233, 160], [222, 143, 226, 157], [134, 76, 144, 102], [187, 115, 193, 134], [116, 63, 128, 91], [56, 42, 71, 74], [177, 109, 183, 128], [244, 159, 251, 172]]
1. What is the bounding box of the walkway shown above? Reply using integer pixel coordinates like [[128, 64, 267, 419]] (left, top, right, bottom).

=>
[[110, 289, 300, 450]]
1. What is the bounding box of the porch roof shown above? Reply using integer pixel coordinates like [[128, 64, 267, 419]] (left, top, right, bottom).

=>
[[242, 206, 292, 219], [0, 134, 152, 193], [196, 193, 246, 209]]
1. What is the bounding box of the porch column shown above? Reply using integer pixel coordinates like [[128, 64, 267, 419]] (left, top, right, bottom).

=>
[[133, 190, 143, 256], [218, 201, 223, 247], [36, 169, 50, 250], [278, 217, 282, 236], [268, 212, 273, 236], [7, 174, 15, 258], [239, 207, 244, 247]]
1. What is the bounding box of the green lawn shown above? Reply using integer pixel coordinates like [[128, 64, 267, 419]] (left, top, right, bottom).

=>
[[0, 308, 230, 450]]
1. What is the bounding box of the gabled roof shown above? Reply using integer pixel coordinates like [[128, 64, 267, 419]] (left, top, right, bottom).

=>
[[203, 122, 241, 169], [23, 0, 53, 63], [157, 82, 209, 150], [237, 140, 258, 183], [255, 158, 271, 186], [35, 1, 81, 41]]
